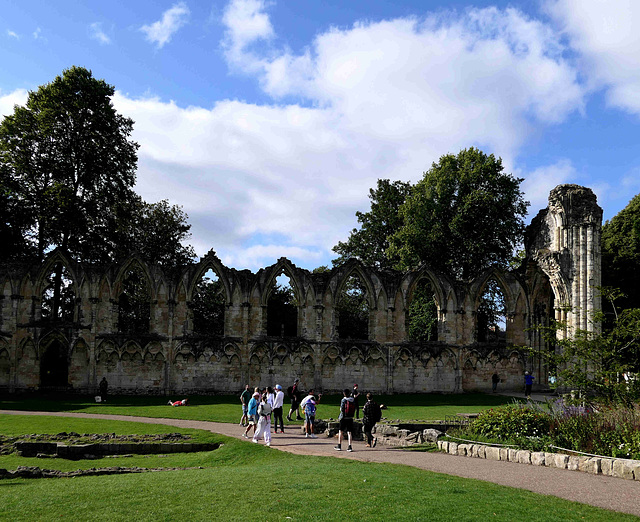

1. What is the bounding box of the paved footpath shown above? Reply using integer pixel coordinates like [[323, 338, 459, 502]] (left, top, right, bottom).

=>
[[2, 410, 639, 518]]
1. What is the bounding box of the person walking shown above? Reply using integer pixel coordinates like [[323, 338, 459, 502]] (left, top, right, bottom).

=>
[[362, 393, 383, 448], [352, 383, 361, 419], [492, 372, 500, 393], [273, 384, 285, 433], [287, 378, 302, 421], [240, 384, 252, 426], [334, 389, 356, 452], [524, 371, 534, 399], [253, 393, 273, 446], [98, 377, 108, 402], [243, 392, 260, 438]]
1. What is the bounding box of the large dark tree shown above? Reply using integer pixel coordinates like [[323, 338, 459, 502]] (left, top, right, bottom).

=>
[[389, 148, 529, 279], [0, 66, 139, 264], [332, 179, 411, 270], [602, 193, 640, 313]]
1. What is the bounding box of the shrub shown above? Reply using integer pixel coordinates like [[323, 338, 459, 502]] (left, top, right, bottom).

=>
[[468, 404, 550, 440]]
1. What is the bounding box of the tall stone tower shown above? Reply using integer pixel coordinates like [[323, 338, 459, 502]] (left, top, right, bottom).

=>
[[526, 184, 603, 338]]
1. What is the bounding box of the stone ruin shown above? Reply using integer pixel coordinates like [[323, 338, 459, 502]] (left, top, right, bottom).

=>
[[0, 184, 602, 396]]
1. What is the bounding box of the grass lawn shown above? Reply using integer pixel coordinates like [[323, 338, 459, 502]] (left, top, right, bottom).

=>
[[0, 392, 520, 424], [0, 415, 633, 521]]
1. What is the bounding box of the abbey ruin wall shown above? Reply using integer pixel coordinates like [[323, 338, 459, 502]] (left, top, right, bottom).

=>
[[0, 184, 602, 395]]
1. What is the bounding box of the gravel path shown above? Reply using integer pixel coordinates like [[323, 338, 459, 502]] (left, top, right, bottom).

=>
[[3, 410, 639, 517]]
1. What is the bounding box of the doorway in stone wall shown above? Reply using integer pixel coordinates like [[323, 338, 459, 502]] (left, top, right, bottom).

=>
[[40, 339, 69, 388]]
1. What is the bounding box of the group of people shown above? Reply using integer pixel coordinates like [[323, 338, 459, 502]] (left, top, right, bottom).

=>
[[239, 380, 384, 452]]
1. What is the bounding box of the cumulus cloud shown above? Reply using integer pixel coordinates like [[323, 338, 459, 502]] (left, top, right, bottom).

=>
[[546, 0, 640, 116], [109, 2, 591, 270], [89, 22, 111, 45], [7, 30, 19, 39], [140, 2, 190, 49], [519, 159, 577, 213], [0, 88, 28, 119]]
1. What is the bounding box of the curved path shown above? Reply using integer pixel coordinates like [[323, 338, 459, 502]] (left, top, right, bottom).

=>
[[3, 410, 639, 517]]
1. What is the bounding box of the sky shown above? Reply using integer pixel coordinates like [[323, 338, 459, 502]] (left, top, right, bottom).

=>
[[2, 0, 639, 271]]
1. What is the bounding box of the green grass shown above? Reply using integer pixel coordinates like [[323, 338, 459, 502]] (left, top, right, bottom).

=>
[[0, 392, 520, 423], [0, 415, 634, 521]]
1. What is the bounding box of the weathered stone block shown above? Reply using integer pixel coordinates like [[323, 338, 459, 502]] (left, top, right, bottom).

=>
[[499, 448, 509, 461], [448, 442, 458, 455], [531, 452, 545, 466], [457, 444, 468, 456], [553, 454, 568, 469], [517, 450, 531, 464], [567, 456, 580, 471], [612, 459, 635, 480], [476, 445, 486, 459], [543, 452, 555, 467], [440, 441, 449, 452], [485, 447, 500, 461], [423, 429, 442, 442], [600, 458, 613, 476], [507, 448, 519, 462]]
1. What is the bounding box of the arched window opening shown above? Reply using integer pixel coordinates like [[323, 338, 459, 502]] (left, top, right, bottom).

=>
[[408, 278, 438, 342], [337, 273, 369, 340], [41, 263, 75, 322], [477, 278, 506, 343], [267, 273, 298, 337], [40, 339, 68, 388], [118, 266, 150, 334], [192, 269, 225, 336]]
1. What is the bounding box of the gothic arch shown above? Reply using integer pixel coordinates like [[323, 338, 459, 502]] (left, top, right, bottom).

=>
[[34, 250, 79, 298], [187, 257, 232, 304]]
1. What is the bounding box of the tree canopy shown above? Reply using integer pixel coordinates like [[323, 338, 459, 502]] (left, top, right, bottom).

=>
[[332, 179, 412, 270], [389, 148, 529, 279], [602, 193, 640, 312], [0, 66, 195, 271]]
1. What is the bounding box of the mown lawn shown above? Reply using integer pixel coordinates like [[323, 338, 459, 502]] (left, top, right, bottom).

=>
[[0, 415, 633, 521], [0, 392, 521, 423]]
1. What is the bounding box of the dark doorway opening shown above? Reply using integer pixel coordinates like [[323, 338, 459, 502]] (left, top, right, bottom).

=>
[[40, 340, 69, 388]]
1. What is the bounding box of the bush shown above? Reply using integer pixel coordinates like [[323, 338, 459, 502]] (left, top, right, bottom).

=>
[[469, 404, 550, 440]]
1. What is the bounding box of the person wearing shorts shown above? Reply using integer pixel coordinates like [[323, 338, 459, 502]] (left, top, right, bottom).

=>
[[243, 392, 260, 438], [334, 388, 355, 452]]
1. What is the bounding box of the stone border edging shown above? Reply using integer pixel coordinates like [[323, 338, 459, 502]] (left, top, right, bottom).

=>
[[437, 440, 640, 481], [0, 465, 204, 479]]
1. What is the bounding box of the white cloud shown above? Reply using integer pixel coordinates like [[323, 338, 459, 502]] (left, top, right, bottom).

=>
[[102, 3, 595, 270], [33, 27, 41, 40], [140, 2, 190, 49], [546, 0, 640, 116], [519, 159, 577, 214], [89, 22, 111, 45], [0, 88, 28, 119], [7, 30, 19, 40]]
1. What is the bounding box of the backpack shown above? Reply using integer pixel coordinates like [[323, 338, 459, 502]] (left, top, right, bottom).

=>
[[343, 399, 356, 418]]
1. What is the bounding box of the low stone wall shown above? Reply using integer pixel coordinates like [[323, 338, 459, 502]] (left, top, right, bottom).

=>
[[437, 440, 640, 481]]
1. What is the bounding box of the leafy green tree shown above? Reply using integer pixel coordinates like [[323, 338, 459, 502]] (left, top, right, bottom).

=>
[[266, 280, 298, 337], [0, 66, 139, 263], [111, 197, 196, 271], [336, 274, 369, 340], [389, 148, 529, 279], [191, 272, 225, 336], [407, 279, 438, 342], [332, 179, 412, 270], [117, 265, 151, 335], [602, 193, 640, 313], [528, 288, 640, 404]]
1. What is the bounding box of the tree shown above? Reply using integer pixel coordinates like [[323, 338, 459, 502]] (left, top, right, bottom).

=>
[[602, 193, 640, 313], [332, 179, 412, 270], [528, 288, 640, 403], [0, 66, 139, 264], [389, 148, 529, 279], [110, 197, 196, 271], [266, 280, 298, 337]]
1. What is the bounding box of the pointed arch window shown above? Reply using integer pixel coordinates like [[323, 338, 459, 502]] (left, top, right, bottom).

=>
[[118, 265, 150, 334], [477, 278, 506, 343], [191, 268, 225, 336], [337, 273, 369, 340], [408, 278, 438, 342], [41, 263, 75, 322], [267, 272, 298, 337]]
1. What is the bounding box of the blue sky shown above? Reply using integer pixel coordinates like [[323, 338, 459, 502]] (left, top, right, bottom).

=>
[[2, 0, 639, 270]]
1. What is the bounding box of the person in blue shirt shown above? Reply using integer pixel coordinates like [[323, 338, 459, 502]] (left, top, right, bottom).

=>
[[524, 371, 534, 399], [242, 392, 260, 438]]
